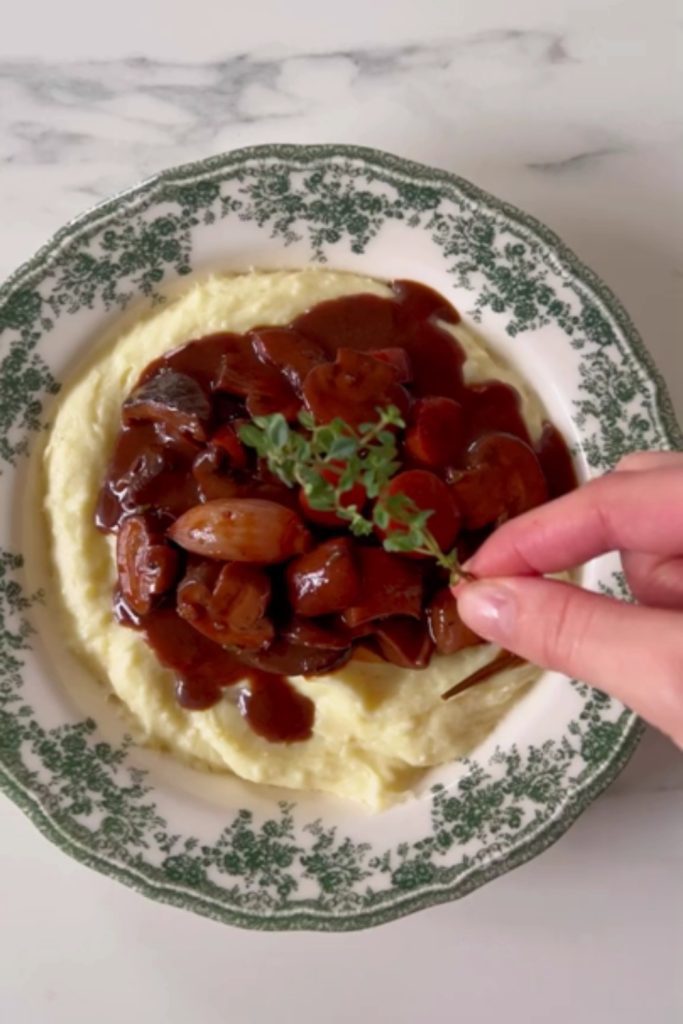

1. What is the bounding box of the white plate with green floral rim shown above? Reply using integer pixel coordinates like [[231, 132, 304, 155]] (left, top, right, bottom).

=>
[[0, 144, 680, 932]]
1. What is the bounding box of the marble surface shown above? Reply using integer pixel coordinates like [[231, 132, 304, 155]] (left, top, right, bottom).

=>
[[1, 1, 681, 1021]]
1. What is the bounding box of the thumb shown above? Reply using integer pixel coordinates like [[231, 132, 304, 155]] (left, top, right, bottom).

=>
[[456, 577, 683, 748]]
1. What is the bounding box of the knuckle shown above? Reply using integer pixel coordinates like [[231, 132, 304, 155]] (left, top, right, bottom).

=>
[[624, 553, 683, 610], [537, 585, 594, 673]]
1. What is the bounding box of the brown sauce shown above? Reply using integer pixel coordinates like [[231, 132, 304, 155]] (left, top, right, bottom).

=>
[[97, 279, 577, 742]]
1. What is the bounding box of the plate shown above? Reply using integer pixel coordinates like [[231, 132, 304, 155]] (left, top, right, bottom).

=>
[[0, 144, 679, 931]]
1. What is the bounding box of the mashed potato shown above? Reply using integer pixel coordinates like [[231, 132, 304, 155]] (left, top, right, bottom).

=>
[[43, 270, 544, 808]]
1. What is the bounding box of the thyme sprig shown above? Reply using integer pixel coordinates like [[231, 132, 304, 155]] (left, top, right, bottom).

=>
[[239, 405, 469, 581]]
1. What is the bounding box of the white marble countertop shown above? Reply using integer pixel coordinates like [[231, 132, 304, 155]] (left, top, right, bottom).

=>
[[1, 1, 681, 1021]]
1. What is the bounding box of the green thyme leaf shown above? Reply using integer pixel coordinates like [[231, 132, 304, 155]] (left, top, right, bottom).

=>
[[348, 515, 374, 537], [382, 404, 406, 427], [239, 423, 266, 450], [266, 414, 289, 448], [297, 409, 315, 430], [383, 493, 412, 518], [383, 533, 417, 553], [327, 435, 358, 460], [338, 461, 358, 492], [373, 504, 390, 530]]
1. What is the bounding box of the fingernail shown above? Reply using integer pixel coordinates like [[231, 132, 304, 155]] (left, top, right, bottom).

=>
[[457, 582, 517, 642]]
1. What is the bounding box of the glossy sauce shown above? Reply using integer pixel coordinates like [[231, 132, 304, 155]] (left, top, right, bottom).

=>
[[97, 279, 577, 742]]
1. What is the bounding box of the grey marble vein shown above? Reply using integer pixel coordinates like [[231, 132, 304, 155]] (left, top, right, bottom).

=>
[[527, 147, 627, 174], [0, 29, 577, 179]]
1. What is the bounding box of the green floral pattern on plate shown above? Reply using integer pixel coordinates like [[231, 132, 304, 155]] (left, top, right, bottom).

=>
[[0, 145, 679, 930]]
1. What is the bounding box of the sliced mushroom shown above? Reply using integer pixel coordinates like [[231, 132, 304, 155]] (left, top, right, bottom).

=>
[[177, 560, 273, 650], [427, 587, 484, 655], [378, 469, 461, 554], [342, 548, 424, 627], [286, 537, 361, 617], [251, 327, 328, 393], [449, 432, 548, 530], [123, 368, 211, 442], [374, 617, 434, 669], [302, 348, 402, 427], [116, 515, 180, 617], [404, 397, 464, 468]]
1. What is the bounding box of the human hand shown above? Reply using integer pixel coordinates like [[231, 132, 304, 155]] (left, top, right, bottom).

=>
[[455, 451, 683, 747]]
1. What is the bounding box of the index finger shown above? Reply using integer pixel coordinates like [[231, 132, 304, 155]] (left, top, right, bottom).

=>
[[465, 464, 683, 578]]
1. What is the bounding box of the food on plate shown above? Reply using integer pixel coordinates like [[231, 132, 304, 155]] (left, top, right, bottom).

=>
[[43, 270, 576, 807]]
